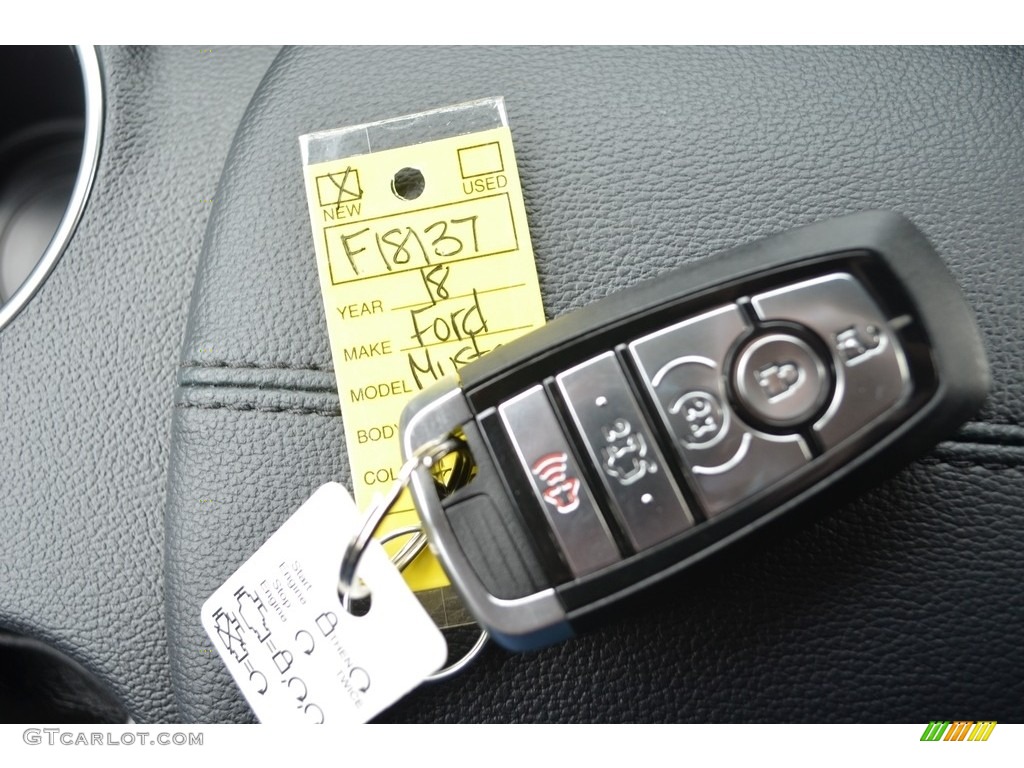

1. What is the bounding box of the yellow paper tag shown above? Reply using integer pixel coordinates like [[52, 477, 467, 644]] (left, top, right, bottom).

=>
[[302, 125, 546, 591]]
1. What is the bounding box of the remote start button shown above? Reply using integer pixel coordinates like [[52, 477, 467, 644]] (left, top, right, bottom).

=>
[[629, 304, 810, 517]]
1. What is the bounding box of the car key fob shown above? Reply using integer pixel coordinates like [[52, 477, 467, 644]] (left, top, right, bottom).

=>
[[400, 211, 989, 651]]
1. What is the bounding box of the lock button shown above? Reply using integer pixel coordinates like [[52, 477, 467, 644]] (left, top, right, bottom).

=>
[[732, 331, 832, 429]]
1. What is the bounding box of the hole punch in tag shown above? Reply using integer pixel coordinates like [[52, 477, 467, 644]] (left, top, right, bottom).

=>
[[200, 483, 446, 724], [299, 98, 547, 605]]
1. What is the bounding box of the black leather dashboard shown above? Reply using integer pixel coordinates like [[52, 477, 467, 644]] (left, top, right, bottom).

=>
[[3, 46, 1023, 723], [0, 46, 278, 722]]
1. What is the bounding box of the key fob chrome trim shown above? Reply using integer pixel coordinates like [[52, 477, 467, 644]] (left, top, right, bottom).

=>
[[401, 211, 989, 652], [402, 378, 573, 650]]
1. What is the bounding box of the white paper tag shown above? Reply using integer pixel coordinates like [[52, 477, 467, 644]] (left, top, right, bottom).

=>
[[201, 482, 447, 724]]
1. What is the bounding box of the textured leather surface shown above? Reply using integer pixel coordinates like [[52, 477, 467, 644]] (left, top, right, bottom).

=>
[[0, 45, 278, 722], [168, 47, 1024, 722]]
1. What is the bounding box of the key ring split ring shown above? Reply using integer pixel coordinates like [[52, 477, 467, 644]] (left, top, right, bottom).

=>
[[336, 435, 489, 682], [337, 435, 459, 598]]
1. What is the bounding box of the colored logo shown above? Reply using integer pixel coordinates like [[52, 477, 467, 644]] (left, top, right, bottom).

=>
[[531, 452, 581, 515], [920, 721, 997, 741]]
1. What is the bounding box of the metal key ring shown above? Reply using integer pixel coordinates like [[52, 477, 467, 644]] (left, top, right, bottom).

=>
[[336, 435, 489, 682], [337, 435, 460, 599]]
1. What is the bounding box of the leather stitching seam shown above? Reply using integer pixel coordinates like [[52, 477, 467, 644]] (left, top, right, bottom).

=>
[[173, 401, 338, 417], [180, 361, 333, 373]]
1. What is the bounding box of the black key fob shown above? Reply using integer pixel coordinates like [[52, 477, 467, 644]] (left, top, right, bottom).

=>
[[400, 211, 989, 651]]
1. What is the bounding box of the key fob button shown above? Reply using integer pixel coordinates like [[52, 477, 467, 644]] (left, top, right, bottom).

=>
[[628, 303, 744, 455], [732, 332, 832, 429], [750, 273, 912, 449], [629, 305, 812, 516], [498, 384, 621, 577], [689, 429, 811, 515], [555, 351, 695, 552]]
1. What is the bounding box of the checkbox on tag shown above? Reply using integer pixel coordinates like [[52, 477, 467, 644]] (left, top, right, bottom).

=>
[[457, 141, 504, 178], [316, 167, 363, 207]]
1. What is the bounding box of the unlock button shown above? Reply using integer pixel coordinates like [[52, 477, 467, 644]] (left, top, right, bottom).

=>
[[750, 273, 912, 450]]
